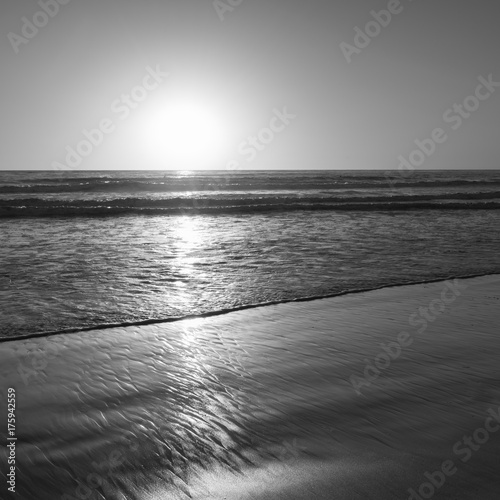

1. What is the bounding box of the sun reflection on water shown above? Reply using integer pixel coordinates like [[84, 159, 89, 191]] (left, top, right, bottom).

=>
[[171, 216, 202, 288], [177, 170, 195, 176], [175, 216, 200, 249]]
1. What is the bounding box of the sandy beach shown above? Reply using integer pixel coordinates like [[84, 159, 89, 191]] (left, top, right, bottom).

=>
[[1, 275, 500, 499]]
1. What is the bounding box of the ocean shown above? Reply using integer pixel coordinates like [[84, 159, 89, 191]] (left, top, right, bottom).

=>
[[2, 169, 500, 339]]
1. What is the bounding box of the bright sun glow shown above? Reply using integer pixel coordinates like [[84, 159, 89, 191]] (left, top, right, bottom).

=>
[[136, 94, 229, 170]]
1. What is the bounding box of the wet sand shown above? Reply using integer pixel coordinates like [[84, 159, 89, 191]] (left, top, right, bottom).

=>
[[1, 275, 500, 499]]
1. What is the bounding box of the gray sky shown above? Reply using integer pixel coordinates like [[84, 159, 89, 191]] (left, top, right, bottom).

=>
[[1, 0, 499, 170]]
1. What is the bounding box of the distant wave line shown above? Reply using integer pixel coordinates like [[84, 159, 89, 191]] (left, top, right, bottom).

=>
[[2, 178, 500, 194], [1, 197, 500, 217]]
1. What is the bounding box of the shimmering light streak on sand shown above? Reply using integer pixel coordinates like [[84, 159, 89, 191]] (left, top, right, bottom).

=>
[[2, 276, 499, 498], [179, 320, 211, 379]]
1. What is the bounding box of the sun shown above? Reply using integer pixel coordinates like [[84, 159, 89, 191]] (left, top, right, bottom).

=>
[[136, 93, 229, 170]]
